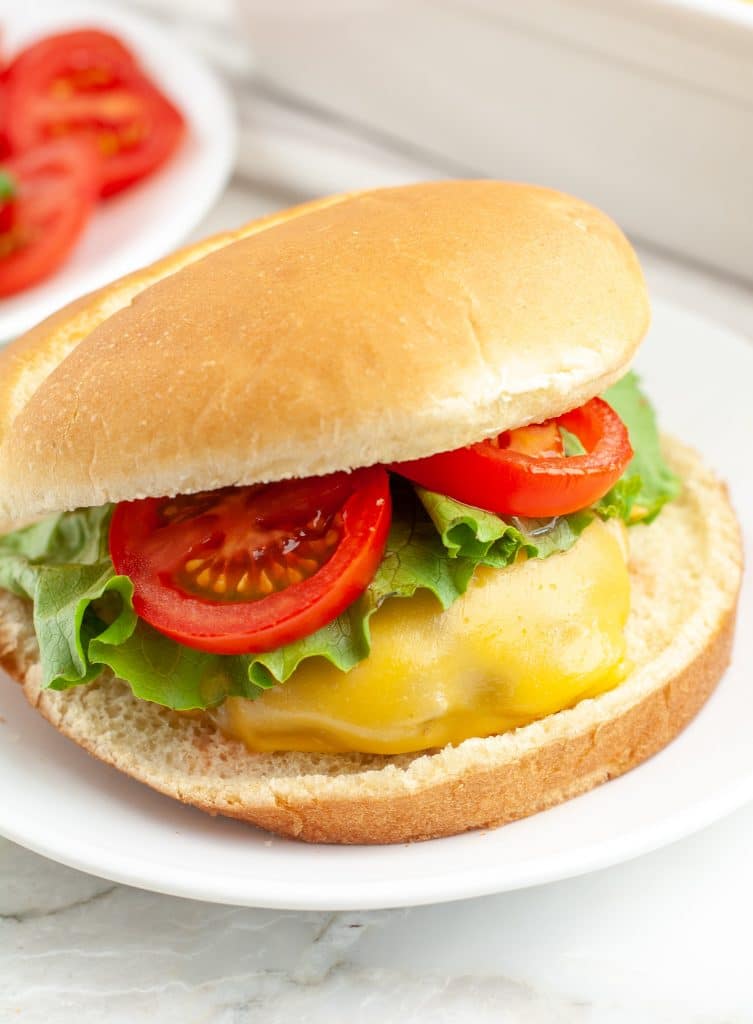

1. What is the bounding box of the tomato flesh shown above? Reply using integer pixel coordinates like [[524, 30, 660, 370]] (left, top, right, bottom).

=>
[[4, 29, 185, 197], [110, 469, 392, 655], [498, 420, 564, 458], [393, 398, 632, 517], [0, 138, 97, 297]]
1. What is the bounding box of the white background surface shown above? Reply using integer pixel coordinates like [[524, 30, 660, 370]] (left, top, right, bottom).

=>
[[2, 1, 753, 1020]]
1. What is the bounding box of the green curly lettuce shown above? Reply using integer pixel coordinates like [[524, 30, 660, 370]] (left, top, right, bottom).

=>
[[601, 371, 681, 523], [415, 486, 594, 564]]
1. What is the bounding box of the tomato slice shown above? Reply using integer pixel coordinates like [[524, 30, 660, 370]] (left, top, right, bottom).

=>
[[0, 138, 97, 297], [4, 29, 185, 197], [0, 80, 9, 160], [4, 29, 136, 82], [393, 398, 633, 517], [110, 469, 392, 655]]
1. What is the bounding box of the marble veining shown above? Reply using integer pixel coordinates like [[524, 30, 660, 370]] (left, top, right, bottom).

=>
[[4, 798, 753, 1024]]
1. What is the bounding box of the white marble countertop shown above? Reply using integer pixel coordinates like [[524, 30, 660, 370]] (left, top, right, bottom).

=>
[[3, 3, 753, 1020], [5, 799, 753, 1022]]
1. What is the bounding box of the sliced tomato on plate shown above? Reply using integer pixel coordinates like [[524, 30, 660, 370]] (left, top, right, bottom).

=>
[[393, 398, 632, 517], [3, 28, 185, 197], [3, 29, 137, 81], [110, 469, 392, 655], [0, 137, 98, 298]]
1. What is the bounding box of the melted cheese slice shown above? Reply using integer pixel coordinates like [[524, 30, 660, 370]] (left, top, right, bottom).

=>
[[213, 518, 630, 755]]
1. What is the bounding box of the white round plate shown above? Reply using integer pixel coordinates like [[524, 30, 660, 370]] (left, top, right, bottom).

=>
[[0, 299, 749, 910], [0, 2, 236, 341]]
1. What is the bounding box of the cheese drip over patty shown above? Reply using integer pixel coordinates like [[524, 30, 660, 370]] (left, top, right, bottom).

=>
[[213, 518, 630, 755]]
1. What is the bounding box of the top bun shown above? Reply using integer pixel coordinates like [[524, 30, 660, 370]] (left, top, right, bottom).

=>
[[0, 181, 649, 523]]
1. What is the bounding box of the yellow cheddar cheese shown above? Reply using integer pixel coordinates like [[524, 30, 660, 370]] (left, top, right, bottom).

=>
[[213, 518, 630, 755]]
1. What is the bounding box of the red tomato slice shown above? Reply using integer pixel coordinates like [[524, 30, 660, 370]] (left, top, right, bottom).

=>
[[5, 29, 137, 81], [0, 138, 97, 297], [110, 469, 392, 655], [393, 398, 633, 517], [4, 28, 185, 197], [0, 81, 9, 160]]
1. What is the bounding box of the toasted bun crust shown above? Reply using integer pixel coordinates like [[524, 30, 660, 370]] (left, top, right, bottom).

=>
[[0, 440, 741, 844], [0, 181, 648, 524]]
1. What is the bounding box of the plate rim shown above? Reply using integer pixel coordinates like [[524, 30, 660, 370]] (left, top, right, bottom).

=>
[[1, 740, 752, 911]]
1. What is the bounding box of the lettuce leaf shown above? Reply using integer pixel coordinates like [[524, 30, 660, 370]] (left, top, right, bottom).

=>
[[561, 372, 678, 523], [0, 509, 135, 688], [415, 486, 593, 564], [601, 372, 681, 522], [0, 372, 679, 709]]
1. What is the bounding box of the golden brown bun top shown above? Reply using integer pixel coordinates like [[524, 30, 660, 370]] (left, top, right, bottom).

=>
[[0, 181, 649, 522]]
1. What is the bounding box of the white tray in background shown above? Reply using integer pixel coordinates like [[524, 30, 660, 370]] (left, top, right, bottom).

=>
[[239, 0, 753, 282]]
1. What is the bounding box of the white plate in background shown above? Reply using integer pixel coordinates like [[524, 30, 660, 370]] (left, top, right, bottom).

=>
[[0, 2, 236, 341], [0, 299, 749, 910]]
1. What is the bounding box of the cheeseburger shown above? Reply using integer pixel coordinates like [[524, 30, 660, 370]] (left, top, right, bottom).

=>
[[0, 181, 741, 844]]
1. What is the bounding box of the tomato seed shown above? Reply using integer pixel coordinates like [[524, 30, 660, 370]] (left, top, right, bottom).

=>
[[257, 570, 273, 595]]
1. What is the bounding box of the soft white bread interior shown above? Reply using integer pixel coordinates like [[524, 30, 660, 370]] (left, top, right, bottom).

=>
[[0, 439, 741, 844], [0, 181, 648, 524]]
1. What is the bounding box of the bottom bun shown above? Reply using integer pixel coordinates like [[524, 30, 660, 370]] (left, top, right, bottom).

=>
[[0, 440, 742, 844]]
